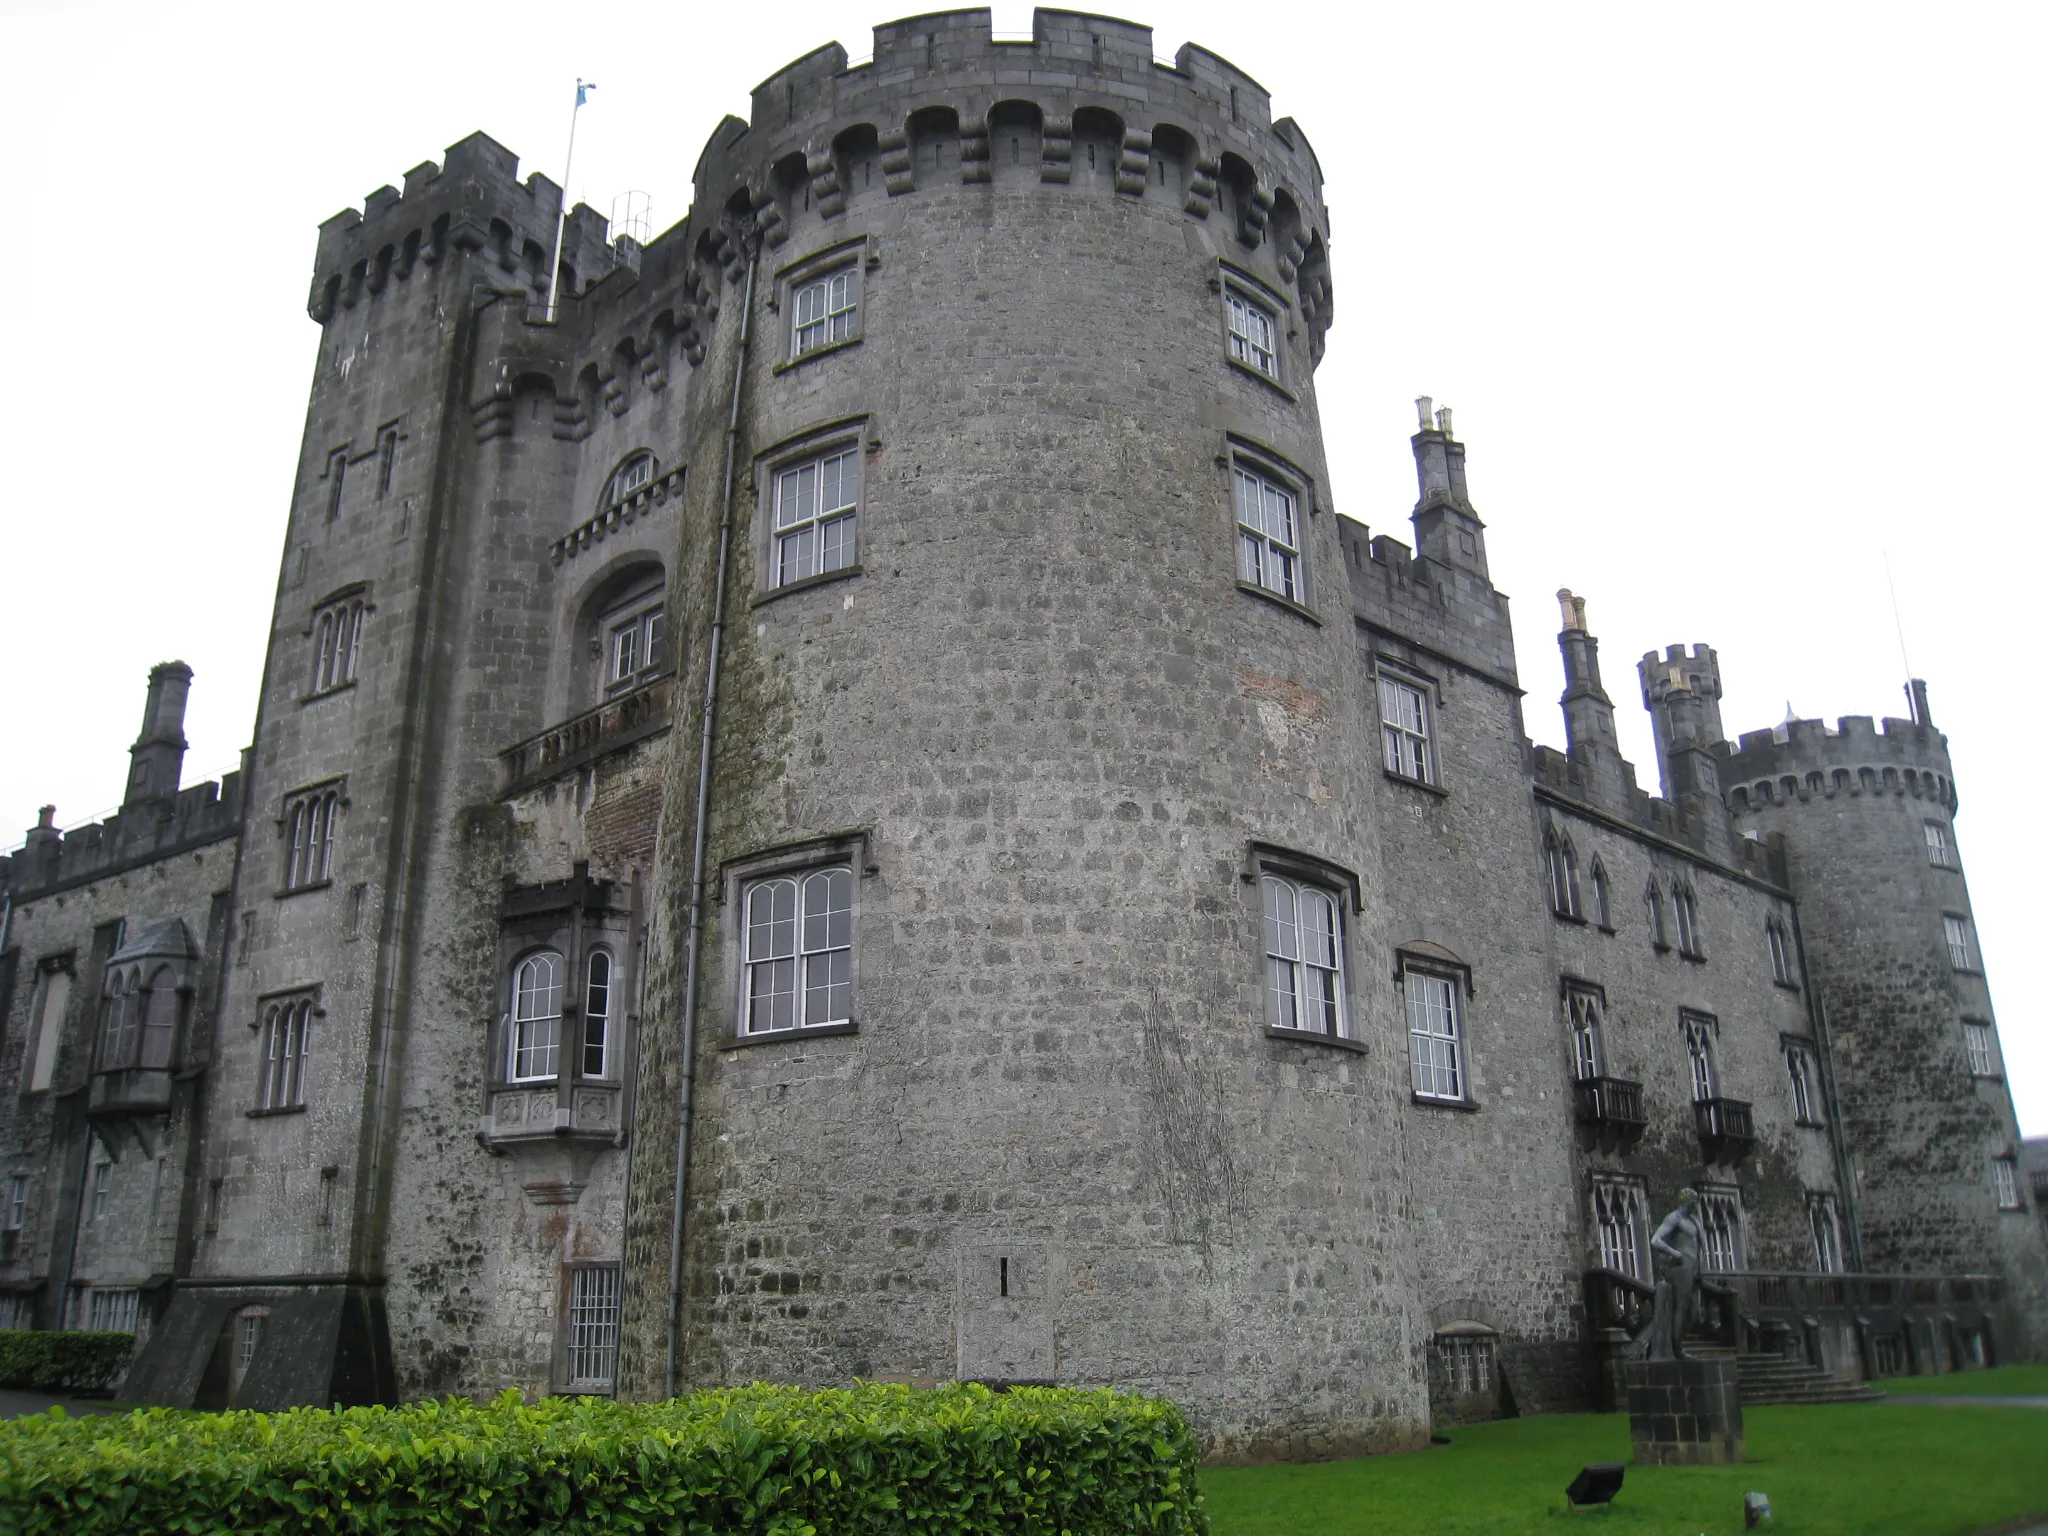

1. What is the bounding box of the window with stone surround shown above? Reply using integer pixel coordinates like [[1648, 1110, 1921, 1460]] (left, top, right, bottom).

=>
[[1924, 819, 1956, 869], [1224, 288, 1278, 378], [24, 961, 72, 1094], [98, 963, 176, 1072], [1591, 1176, 1647, 1279], [1435, 1332, 1495, 1395], [86, 1286, 139, 1333], [1645, 878, 1670, 951], [1404, 960, 1467, 1102], [255, 992, 314, 1112], [582, 950, 614, 1078], [1234, 464, 1301, 603], [597, 578, 666, 697], [1673, 881, 1704, 959], [1944, 913, 1979, 972], [1262, 875, 1347, 1039], [510, 951, 565, 1082], [772, 447, 859, 589], [1994, 1156, 2022, 1211], [1698, 1186, 1744, 1272], [1766, 915, 1795, 986], [607, 452, 653, 506], [1590, 858, 1612, 930], [309, 592, 366, 695], [280, 781, 343, 893], [1808, 1192, 1844, 1274], [1784, 1037, 1823, 1125], [1545, 827, 1582, 920], [1682, 1011, 1719, 1103], [1566, 983, 1606, 1081], [1963, 1018, 2000, 1078], [742, 867, 853, 1035], [792, 268, 859, 358], [1377, 672, 1434, 784], [2, 1176, 23, 1254]]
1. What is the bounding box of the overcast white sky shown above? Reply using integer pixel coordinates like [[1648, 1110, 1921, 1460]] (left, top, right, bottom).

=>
[[4, 2, 2043, 1131]]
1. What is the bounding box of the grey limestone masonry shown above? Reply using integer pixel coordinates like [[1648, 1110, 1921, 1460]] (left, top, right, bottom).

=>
[[1, 6, 2042, 1457]]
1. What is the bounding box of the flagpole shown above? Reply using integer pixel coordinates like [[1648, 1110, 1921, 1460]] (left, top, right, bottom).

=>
[[545, 79, 592, 321]]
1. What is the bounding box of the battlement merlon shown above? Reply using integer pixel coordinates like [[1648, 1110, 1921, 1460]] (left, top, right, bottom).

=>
[[307, 132, 618, 324], [1, 771, 246, 904], [1722, 708, 1957, 815], [716, 9, 1327, 231]]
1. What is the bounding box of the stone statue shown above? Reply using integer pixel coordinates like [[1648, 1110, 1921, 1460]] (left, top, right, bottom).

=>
[[1628, 1188, 1704, 1361]]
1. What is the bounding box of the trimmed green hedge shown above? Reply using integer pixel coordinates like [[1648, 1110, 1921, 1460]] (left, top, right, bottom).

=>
[[0, 1332, 131, 1395], [0, 1381, 1206, 1536]]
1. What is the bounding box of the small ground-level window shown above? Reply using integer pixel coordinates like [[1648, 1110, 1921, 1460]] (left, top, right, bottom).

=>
[[1262, 876, 1346, 1037], [87, 1286, 139, 1333], [1994, 1157, 2022, 1211], [1963, 1019, 2000, 1078], [1234, 466, 1301, 602], [231, 1307, 268, 1400], [1436, 1333, 1496, 1394], [511, 952, 565, 1081], [743, 867, 853, 1033], [1405, 964, 1465, 1102], [566, 1265, 622, 1390]]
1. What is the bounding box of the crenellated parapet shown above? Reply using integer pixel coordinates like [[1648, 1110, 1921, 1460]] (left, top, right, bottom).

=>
[[1530, 744, 1785, 885], [1721, 715, 1957, 815], [306, 132, 620, 324], [694, 8, 1334, 356], [1, 770, 246, 904]]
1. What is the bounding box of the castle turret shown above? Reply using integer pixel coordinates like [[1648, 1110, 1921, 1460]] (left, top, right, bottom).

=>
[[122, 662, 191, 810], [1638, 643, 1725, 799], [1557, 591, 1617, 753], [1724, 690, 2048, 1357]]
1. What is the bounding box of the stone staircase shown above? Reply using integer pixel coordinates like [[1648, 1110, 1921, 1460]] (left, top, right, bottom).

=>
[[1736, 1351, 1885, 1406]]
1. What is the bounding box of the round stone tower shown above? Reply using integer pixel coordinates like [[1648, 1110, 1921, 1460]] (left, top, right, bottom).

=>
[[1723, 690, 2048, 1356], [622, 9, 1428, 1456]]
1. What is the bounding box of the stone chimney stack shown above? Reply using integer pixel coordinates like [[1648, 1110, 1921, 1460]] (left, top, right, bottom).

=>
[[1556, 590, 1619, 754], [124, 662, 192, 810]]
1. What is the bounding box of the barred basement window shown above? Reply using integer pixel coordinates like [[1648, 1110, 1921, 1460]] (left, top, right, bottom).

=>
[[566, 1265, 622, 1390], [1944, 913, 1979, 971], [1784, 1039, 1822, 1126], [1993, 1157, 2021, 1211], [792, 269, 858, 357], [772, 448, 859, 587], [1377, 674, 1433, 782], [1592, 1177, 1646, 1280], [1698, 1187, 1743, 1272], [582, 950, 613, 1078], [1924, 819, 1955, 869], [281, 783, 343, 892], [87, 1286, 139, 1333], [1963, 1018, 2000, 1078], [1808, 1192, 1844, 1274], [742, 867, 853, 1034], [1261, 875, 1347, 1038], [310, 596, 366, 694], [257, 995, 312, 1111], [1224, 289, 1278, 377], [510, 951, 565, 1081], [1234, 466, 1301, 602], [1405, 962, 1466, 1102]]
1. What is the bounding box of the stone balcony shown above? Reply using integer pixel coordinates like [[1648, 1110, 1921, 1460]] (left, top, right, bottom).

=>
[[475, 1082, 626, 1204], [1572, 1075, 1647, 1151], [1693, 1096, 1755, 1165], [500, 674, 672, 795]]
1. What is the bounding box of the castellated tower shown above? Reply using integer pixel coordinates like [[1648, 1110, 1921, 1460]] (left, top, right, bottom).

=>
[[1720, 691, 2047, 1355], [613, 13, 1410, 1457]]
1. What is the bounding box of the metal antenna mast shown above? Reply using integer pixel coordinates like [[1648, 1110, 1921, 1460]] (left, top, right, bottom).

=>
[[544, 80, 594, 321]]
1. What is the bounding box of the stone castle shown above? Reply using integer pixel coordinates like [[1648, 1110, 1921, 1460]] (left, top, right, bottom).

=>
[[1, 8, 2040, 1457]]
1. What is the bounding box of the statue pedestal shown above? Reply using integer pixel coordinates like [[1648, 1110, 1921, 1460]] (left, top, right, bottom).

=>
[[1623, 1358, 1744, 1466]]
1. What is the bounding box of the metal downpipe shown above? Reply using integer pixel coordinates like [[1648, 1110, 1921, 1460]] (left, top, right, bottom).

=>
[[665, 243, 759, 1399]]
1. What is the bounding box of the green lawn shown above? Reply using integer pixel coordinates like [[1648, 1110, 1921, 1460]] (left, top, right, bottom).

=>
[[1882, 1365, 2048, 1398], [1202, 1403, 2048, 1536]]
